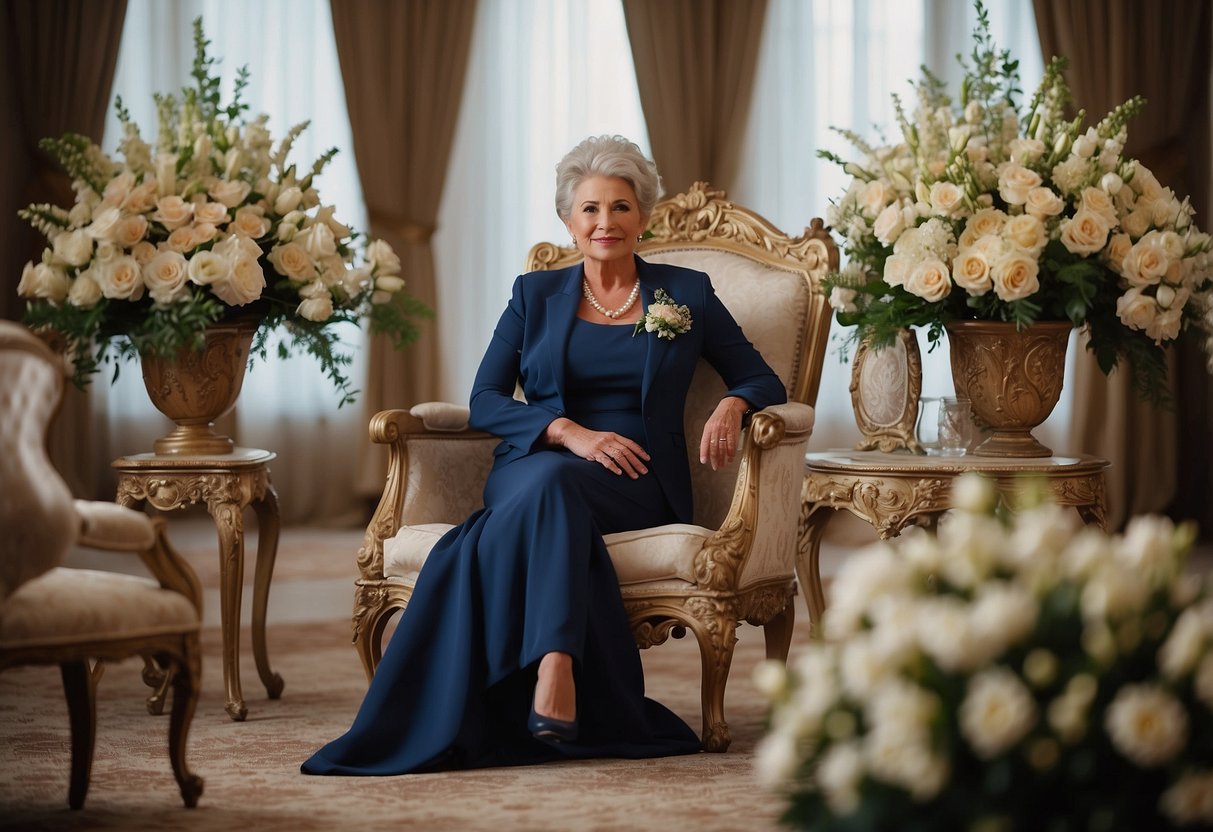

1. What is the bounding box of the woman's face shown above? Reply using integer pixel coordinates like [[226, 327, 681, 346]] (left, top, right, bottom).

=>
[[564, 176, 647, 266]]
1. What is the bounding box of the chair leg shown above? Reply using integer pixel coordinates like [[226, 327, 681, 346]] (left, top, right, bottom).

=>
[[763, 601, 795, 663], [141, 655, 172, 716], [163, 636, 204, 808], [60, 660, 96, 810], [686, 600, 738, 753]]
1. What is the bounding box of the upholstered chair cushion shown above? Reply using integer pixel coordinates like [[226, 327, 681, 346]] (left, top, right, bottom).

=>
[[0, 568, 198, 649], [75, 500, 157, 549], [0, 335, 78, 603]]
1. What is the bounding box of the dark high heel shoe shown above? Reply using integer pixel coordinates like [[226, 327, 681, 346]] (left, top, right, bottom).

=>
[[528, 701, 578, 743]]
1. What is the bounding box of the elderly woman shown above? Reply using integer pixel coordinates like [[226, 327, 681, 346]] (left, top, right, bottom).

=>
[[303, 136, 786, 775]]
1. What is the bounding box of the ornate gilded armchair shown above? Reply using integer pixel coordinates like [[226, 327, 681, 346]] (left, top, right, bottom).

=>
[[0, 322, 203, 809], [353, 183, 837, 751]]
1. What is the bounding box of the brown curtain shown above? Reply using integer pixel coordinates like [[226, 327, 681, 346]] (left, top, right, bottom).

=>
[[1, 0, 128, 496], [1033, 0, 1213, 532], [622, 0, 767, 195], [329, 0, 477, 498]]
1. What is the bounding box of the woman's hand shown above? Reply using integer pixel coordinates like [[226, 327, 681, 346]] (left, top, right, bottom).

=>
[[544, 418, 650, 478], [699, 396, 751, 471]]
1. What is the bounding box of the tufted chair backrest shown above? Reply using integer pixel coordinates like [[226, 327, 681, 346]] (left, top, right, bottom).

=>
[[0, 323, 78, 603], [526, 183, 837, 530]]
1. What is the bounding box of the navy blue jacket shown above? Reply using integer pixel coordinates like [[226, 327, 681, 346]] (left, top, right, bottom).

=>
[[468, 256, 787, 525]]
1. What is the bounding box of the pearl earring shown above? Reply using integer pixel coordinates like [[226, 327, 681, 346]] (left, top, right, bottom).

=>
[[570, 235, 577, 246], [636, 234, 643, 243]]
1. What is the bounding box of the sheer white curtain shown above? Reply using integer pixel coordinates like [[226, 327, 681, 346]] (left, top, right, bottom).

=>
[[733, 0, 1055, 452], [99, 0, 368, 523], [433, 0, 648, 403]]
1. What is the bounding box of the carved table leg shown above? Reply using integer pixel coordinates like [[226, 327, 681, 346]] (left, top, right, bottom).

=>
[[209, 498, 248, 721], [796, 505, 835, 636], [250, 484, 284, 700]]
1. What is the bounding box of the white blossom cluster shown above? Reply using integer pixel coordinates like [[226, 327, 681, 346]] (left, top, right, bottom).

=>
[[754, 474, 1213, 828]]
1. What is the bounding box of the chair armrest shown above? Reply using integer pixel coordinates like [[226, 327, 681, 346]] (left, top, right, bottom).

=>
[[74, 501, 203, 614], [359, 404, 497, 582], [693, 402, 815, 592]]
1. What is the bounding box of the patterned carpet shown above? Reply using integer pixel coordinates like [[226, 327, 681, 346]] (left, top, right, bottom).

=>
[[0, 514, 806, 832]]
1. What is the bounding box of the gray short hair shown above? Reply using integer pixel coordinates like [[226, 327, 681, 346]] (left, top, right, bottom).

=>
[[554, 135, 663, 222]]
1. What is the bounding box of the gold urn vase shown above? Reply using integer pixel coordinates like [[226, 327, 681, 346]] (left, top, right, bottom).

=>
[[945, 320, 1072, 458], [139, 317, 260, 455]]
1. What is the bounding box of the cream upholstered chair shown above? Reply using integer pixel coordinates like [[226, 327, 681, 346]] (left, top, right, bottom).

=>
[[0, 321, 203, 809], [353, 183, 837, 751]]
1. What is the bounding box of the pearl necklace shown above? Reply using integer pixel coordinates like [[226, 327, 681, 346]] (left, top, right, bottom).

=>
[[582, 278, 640, 319]]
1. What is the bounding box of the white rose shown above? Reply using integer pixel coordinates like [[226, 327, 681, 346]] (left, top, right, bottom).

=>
[[233, 206, 270, 239], [929, 181, 965, 217], [990, 250, 1040, 302], [1121, 207, 1152, 238], [207, 178, 252, 208], [904, 258, 951, 302], [952, 248, 993, 295], [1072, 129, 1098, 159], [1100, 172, 1124, 196], [52, 229, 93, 267], [1008, 137, 1045, 164], [1121, 237, 1171, 287], [267, 242, 316, 281], [873, 202, 906, 245], [17, 261, 69, 302], [861, 180, 893, 215], [187, 250, 230, 286], [67, 269, 102, 307], [1003, 214, 1047, 256], [817, 741, 864, 815], [273, 186, 304, 215], [1105, 684, 1188, 767], [829, 285, 859, 313], [193, 200, 230, 226], [152, 196, 195, 231], [1146, 301, 1184, 343], [366, 239, 402, 275], [298, 223, 337, 259], [143, 250, 190, 304], [958, 208, 1007, 248], [94, 255, 144, 300], [1024, 186, 1066, 219], [998, 163, 1043, 205], [959, 667, 1037, 759], [1059, 208, 1111, 255], [211, 255, 266, 306], [297, 293, 334, 322]]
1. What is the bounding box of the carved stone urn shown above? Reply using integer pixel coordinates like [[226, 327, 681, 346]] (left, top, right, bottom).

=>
[[945, 320, 1072, 458], [139, 317, 260, 455]]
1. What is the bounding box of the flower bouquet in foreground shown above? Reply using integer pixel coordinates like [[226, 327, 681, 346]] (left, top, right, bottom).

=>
[[755, 474, 1213, 830], [17, 18, 427, 405], [821, 1, 1213, 401]]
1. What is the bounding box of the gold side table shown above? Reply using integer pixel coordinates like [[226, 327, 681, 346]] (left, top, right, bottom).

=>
[[799, 450, 1110, 629], [113, 447, 284, 721]]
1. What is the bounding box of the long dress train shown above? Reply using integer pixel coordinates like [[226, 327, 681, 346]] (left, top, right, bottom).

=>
[[302, 319, 701, 775]]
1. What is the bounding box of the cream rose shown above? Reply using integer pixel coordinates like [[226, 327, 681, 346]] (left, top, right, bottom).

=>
[[111, 214, 150, 249], [122, 180, 159, 214], [952, 249, 993, 295], [1104, 233, 1133, 273], [267, 242, 316, 281], [1147, 302, 1185, 343], [17, 261, 69, 302], [130, 241, 158, 265], [904, 258, 952, 302], [929, 181, 965, 217], [873, 202, 906, 245], [298, 223, 337, 259], [143, 250, 190, 304], [959, 668, 1037, 759], [1059, 208, 1111, 255], [273, 186, 304, 215], [883, 253, 912, 287], [375, 275, 406, 294], [862, 180, 893, 215], [1008, 137, 1046, 164], [1080, 186, 1118, 228], [187, 250, 230, 286], [297, 293, 334, 322], [52, 229, 93, 267], [1121, 207, 1152, 238], [94, 255, 144, 300], [1024, 186, 1065, 219], [233, 206, 270, 239], [1121, 237, 1171, 287], [86, 206, 122, 241], [366, 239, 402, 275], [991, 250, 1040, 302], [1116, 287, 1157, 332], [207, 178, 252, 208], [101, 170, 136, 206], [1004, 214, 1047, 256], [829, 285, 859, 313], [1106, 684, 1188, 767], [165, 226, 196, 254], [153, 196, 195, 231], [211, 255, 266, 306], [67, 270, 103, 308], [959, 208, 1008, 249], [998, 164, 1043, 205], [193, 200, 230, 226], [189, 223, 219, 249]]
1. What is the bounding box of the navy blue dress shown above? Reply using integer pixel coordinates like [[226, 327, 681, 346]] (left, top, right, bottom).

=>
[[302, 319, 702, 775]]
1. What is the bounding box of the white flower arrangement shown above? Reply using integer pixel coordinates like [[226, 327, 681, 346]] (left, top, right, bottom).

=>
[[634, 287, 692, 340], [820, 1, 1213, 401], [755, 473, 1213, 830], [16, 18, 427, 404]]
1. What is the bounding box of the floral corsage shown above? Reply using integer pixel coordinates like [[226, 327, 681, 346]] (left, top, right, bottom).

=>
[[634, 288, 692, 340]]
